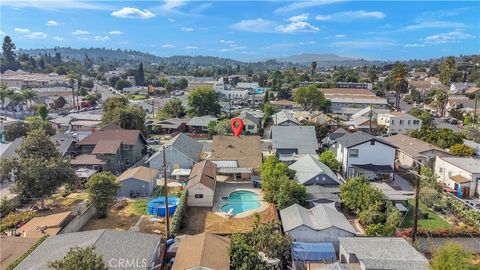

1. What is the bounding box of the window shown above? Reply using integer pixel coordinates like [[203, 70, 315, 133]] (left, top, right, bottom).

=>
[[439, 167, 444, 173], [391, 120, 395, 125], [408, 120, 411, 125], [370, 140, 375, 145], [194, 194, 203, 198], [247, 125, 254, 130], [413, 120, 420, 125], [349, 149, 359, 158], [399, 120, 404, 125]]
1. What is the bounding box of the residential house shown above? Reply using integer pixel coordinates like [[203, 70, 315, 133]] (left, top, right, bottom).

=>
[[319, 88, 388, 115], [17, 211, 72, 239], [280, 203, 356, 249], [270, 99, 298, 110], [434, 157, 480, 198], [322, 128, 348, 148], [289, 155, 342, 204], [383, 134, 452, 169], [118, 166, 159, 197], [187, 115, 217, 133], [333, 131, 396, 180], [186, 160, 217, 207], [15, 229, 162, 270], [377, 112, 422, 134], [145, 118, 189, 134], [371, 182, 414, 206], [73, 126, 147, 173], [344, 107, 391, 131], [172, 232, 230, 270], [272, 110, 301, 126], [147, 133, 203, 178], [210, 135, 262, 180], [271, 126, 318, 163], [338, 237, 429, 270], [335, 82, 372, 90], [450, 82, 477, 95], [238, 111, 260, 134], [2, 133, 76, 159]]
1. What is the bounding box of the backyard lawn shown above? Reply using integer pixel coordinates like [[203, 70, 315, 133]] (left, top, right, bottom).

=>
[[81, 199, 143, 231], [128, 94, 147, 100], [400, 199, 452, 230]]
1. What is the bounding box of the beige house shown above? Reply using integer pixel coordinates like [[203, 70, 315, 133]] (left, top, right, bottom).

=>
[[435, 157, 480, 199], [377, 112, 422, 134], [186, 160, 217, 207]]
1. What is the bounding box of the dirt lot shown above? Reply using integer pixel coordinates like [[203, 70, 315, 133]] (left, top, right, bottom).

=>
[[181, 204, 278, 235], [41, 191, 89, 216], [81, 200, 142, 231]]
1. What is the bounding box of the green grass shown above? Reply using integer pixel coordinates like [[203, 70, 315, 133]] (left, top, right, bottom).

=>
[[128, 95, 147, 100], [400, 199, 452, 229], [132, 199, 148, 215]]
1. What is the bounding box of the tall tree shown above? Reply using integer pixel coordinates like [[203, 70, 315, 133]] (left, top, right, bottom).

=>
[[1, 36, 18, 72], [37, 104, 48, 120], [20, 88, 37, 112], [49, 247, 107, 270], [187, 87, 221, 116], [86, 172, 120, 218], [161, 98, 185, 118], [293, 85, 330, 111], [311, 61, 317, 76], [319, 150, 341, 172], [102, 96, 145, 130], [12, 129, 76, 208], [390, 62, 409, 110], [11, 91, 26, 117], [430, 242, 477, 270], [439, 56, 457, 86], [68, 72, 76, 108], [135, 62, 145, 86], [0, 85, 14, 110], [432, 89, 448, 117]]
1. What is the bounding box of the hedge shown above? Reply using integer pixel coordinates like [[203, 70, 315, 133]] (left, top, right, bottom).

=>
[[444, 196, 480, 228], [6, 234, 49, 270], [169, 190, 187, 238]]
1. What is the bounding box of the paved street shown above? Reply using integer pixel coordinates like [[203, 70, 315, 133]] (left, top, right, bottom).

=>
[[94, 82, 116, 101]]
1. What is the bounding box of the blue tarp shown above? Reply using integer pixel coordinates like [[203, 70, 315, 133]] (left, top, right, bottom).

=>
[[291, 242, 336, 261]]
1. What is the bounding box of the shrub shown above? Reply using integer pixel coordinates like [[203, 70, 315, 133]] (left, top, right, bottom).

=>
[[169, 189, 187, 238], [444, 196, 480, 227], [0, 197, 16, 217], [0, 210, 37, 229]]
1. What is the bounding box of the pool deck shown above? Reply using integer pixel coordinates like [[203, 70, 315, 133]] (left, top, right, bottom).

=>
[[212, 181, 269, 219]]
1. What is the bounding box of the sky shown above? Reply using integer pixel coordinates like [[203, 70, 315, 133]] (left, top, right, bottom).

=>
[[0, 0, 479, 61]]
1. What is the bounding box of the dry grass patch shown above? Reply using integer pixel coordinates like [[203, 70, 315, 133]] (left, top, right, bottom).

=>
[[80, 200, 141, 231]]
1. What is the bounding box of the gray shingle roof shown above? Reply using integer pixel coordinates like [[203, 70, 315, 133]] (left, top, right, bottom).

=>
[[338, 237, 429, 270], [335, 131, 395, 149], [50, 133, 76, 156], [438, 156, 480, 173], [272, 111, 300, 125], [187, 115, 217, 127], [15, 229, 161, 270], [289, 155, 340, 185], [239, 111, 259, 125], [280, 203, 356, 235], [147, 133, 202, 164], [271, 126, 318, 155]]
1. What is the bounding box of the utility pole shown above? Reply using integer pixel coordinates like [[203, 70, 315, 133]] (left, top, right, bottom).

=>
[[369, 103, 373, 134], [162, 145, 170, 270], [473, 91, 478, 128], [151, 97, 155, 119], [411, 162, 421, 244]]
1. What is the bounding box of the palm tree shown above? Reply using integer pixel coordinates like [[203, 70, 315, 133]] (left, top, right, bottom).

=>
[[20, 87, 37, 113], [390, 63, 409, 111], [0, 85, 14, 111], [311, 61, 317, 77], [432, 89, 448, 117], [68, 72, 76, 109], [11, 92, 26, 117]]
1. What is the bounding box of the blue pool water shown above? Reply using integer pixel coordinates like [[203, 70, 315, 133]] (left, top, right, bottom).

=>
[[221, 190, 261, 215]]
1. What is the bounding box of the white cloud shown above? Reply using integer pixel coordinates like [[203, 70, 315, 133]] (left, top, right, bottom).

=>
[[72, 30, 89, 35], [275, 0, 344, 14], [94, 35, 110, 41], [289, 13, 310, 22], [220, 40, 235, 44], [404, 20, 465, 30], [261, 41, 316, 50], [181, 27, 194, 32], [168, 18, 175, 22], [424, 31, 475, 44], [109, 30, 123, 35], [24, 32, 47, 39], [232, 18, 276, 33], [77, 37, 89, 41], [316, 10, 385, 21], [276, 21, 319, 33], [53, 36, 64, 41], [330, 40, 396, 49], [111, 7, 156, 19], [46, 20, 59, 26], [0, 0, 113, 10], [335, 34, 346, 38], [218, 45, 247, 52], [184, 46, 198, 49], [161, 44, 175, 48], [0, 30, 5, 36], [162, 0, 188, 11], [421, 7, 473, 18], [404, 43, 426, 48], [15, 27, 30, 33]]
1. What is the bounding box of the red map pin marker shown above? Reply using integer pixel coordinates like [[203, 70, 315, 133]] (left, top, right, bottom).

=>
[[231, 118, 244, 137]]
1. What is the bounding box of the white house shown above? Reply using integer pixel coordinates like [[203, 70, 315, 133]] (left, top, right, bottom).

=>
[[333, 131, 396, 180], [377, 111, 422, 134], [238, 111, 260, 134], [280, 203, 356, 249], [186, 160, 217, 207], [434, 156, 480, 199]]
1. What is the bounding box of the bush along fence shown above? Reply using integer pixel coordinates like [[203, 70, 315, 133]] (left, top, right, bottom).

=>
[[169, 189, 187, 238], [444, 195, 480, 228]]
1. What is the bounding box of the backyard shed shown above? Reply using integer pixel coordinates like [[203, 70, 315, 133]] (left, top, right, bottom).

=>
[[117, 166, 159, 197]]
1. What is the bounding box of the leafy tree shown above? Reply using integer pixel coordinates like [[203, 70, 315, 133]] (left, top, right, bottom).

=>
[[408, 107, 435, 130], [51, 96, 67, 109], [293, 85, 330, 111], [0, 197, 15, 217], [49, 247, 107, 270], [82, 79, 94, 89], [3, 121, 29, 141], [449, 144, 474, 156], [37, 104, 48, 120], [389, 62, 409, 110], [462, 126, 480, 143], [311, 61, 317, 76], [319, 150, 341, 172], [359, 203, 384, 225], [463, 114, 473, 125], [208, 119, 231, 137], [86, 172, 120, 218], [161, 98, 185, 118], [439, 56, 457, 86], [177, 78, 188, 90], [230, 234, 268, 270], [430, 242, 477, 270], [27, 117, 56, 136], [0, 86, 14, 110], [115, 79, 132, 90], [274, 175, 307, 210], [135, 62, 145, 86], [187, 87, 221, 116], [340, 176, 385, 212], [102, 96, 145, 130], [1, 36, 18, 72], [12, 129, 76, 208]]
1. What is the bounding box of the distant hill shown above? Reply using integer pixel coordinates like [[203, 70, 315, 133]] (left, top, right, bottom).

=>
[[275, 53, 357, 63]]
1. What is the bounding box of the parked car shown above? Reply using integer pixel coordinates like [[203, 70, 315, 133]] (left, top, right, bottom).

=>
[[146, 138, 160, 145]]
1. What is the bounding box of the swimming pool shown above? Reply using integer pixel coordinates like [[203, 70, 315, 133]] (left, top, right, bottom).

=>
[[221, 190, 261, 215]]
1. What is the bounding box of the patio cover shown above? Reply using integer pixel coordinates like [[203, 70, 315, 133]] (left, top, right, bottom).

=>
[[292, 242, 336, 262], [171, 168, 191, 176], [351, 164, 394, 173]]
